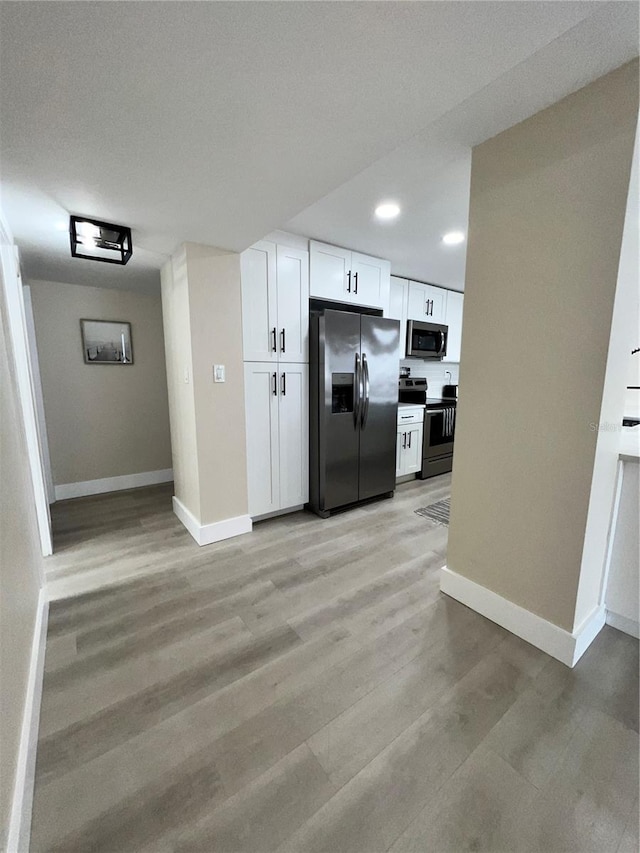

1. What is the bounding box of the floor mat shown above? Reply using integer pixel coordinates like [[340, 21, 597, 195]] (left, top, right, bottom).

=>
[[414, 497, 450, 525]]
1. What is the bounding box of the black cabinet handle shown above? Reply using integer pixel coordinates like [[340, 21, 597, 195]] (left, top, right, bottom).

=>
[[280, 328, 285, 353], [408, 431, 412, 448], [402, 432, 407, 449], [347, 270, 352, 293], [271, 328, 277, 352], [354, 272, 358, 294], [281, 372, 286, 396], [272, 372, 277, 396]]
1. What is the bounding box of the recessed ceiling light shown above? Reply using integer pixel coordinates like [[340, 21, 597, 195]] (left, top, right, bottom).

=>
[[375, 202, 400, 220], [442, 231, 465, 245]]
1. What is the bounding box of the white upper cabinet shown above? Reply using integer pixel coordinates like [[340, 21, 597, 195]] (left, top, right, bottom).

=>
[[276, 245, 309, 363], [241, 241, 278, 363], [310, 240, 390, 312], [350, 251, 390, 310], [309, 242, 351, 303], [407, 281, 447, 325], [241, 240, 309, 364], [391, 275, 464, 363], [388, 276, 408, 360], [443, 290, 464, 363]]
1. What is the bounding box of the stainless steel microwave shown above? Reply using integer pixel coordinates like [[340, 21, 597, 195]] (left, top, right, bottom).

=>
[[406, 320, 448, 359]]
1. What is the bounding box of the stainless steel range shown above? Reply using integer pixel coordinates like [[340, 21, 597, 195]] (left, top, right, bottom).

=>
[[398, 377, 456, 479]]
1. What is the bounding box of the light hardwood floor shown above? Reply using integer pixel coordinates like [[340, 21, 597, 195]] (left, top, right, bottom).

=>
[[32, 478, 639, 852]]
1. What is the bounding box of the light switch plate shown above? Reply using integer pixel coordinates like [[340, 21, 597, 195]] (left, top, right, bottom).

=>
[[213, 364, 225, 383]]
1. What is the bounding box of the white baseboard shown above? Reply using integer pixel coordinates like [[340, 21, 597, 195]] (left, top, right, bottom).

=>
[[440, 566, 605, 668], [55, 468, 173, 500], [172, 496, 252, 546], [606, 610, 640, 639], [7, 588, 48, 853]]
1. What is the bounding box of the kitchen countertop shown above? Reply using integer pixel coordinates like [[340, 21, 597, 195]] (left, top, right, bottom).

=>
[[398, 398, 456, 409]]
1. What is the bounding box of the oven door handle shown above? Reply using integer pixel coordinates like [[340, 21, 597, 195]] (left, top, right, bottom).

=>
[[427, 409, 446, 441]]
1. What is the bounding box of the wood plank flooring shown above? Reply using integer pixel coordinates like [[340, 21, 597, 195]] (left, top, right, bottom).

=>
[[32, 478, 639, 852]]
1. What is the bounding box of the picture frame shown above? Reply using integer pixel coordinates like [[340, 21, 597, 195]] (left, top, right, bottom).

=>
[[80, 319, 133, 365]]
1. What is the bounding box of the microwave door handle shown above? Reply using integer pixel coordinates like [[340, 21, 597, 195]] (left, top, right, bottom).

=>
[[361, 353, 370, 427]]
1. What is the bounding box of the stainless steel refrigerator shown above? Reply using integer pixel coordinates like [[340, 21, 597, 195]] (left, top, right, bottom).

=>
[[309, 309, 400, 517]]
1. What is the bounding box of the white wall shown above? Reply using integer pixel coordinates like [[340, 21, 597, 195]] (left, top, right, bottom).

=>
[[29, 279, 172, 493], [574, 109, 639, 628], [605, 461, 639, 635], [161, 248, 201, 519], [400, 358, 459, 397], [0, 218, 46, 852]]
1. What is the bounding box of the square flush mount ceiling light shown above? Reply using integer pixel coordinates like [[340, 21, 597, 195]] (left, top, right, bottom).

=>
[[70, 216, 133, 265]]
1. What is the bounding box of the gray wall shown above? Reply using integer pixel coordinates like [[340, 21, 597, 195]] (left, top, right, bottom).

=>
[[29, 280, 172, 486], [0, 265, 43, 847], [447, 61, 638, 632]]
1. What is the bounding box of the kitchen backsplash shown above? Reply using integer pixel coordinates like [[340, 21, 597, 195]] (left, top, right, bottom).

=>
[[400, 359, 460, 396]]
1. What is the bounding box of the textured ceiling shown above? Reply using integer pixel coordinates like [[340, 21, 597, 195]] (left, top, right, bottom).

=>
[[0, 1, 637, 292]]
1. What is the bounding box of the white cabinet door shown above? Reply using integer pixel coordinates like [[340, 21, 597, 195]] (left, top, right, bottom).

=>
[[278, 363, 309, 509], [310, 241, 351, 302], [404, 425, 423, 475], [425, 285, 447, 324], [244, 363, 280, 517], [396, 423, 423, 478], [396, 428, 405, 477], [443, 290, 464, 363], [241, 242, 278, 362], [351, 252, 390, 312], [407, 281, 447, 323], [276, 245, 309, 363], [388, 276, 408, 359], [407, 281, 429, 320]]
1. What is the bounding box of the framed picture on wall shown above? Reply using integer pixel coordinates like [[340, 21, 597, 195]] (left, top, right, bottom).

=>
[[80, 319, 133, 365]]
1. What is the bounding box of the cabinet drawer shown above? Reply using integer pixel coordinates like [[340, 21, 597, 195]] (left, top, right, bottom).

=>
[[397, 408, 424, 425]]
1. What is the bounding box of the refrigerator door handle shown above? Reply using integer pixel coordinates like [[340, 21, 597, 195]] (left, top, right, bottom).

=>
[[354, 353, 361, 427], [361, 353, 370, 428]]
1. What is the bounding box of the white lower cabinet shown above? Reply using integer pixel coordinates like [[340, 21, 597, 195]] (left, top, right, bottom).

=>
[[396, 407, 424, 478], [277, 363, 309, 510], [244, 362, 308, 518]]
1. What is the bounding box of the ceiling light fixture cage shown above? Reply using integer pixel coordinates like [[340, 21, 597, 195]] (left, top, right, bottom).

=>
[[70, 215, 133, 265]]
